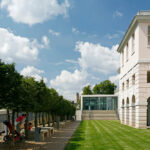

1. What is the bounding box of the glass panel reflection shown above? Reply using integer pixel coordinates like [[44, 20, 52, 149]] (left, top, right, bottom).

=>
[[83, 96, 118, 110]]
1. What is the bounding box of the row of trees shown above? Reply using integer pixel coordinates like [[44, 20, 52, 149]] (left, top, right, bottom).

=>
[[82, 80, 117, 95], [0, 60, 76, 142]]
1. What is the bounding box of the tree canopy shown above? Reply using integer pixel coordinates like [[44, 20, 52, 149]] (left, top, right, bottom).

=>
[[82, 80, 117, 95], [0, 59, 76, 121], [82, 85, 93, 95]]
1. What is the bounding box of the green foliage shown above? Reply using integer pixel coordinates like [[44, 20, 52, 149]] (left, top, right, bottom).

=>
[[0, 59, 77, 143], [0, 60, 22, 110], [93, 80, 117, 94], [82, 85, 93, 95]]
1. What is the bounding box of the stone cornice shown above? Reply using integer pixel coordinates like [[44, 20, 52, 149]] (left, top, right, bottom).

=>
[[117, 13, 150, 53]]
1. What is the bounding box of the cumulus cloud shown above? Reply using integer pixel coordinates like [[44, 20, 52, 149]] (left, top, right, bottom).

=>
[[50, 69, 87, 100], [76, 41, 119, 74], [0, 0, 70, 25], [50, 41, 120, 100], [49, 29, 60, 36], [0, 27, 40, 64], [20, 66, 47, 83]]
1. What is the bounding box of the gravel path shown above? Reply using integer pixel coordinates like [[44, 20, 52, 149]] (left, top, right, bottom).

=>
[[42, 121, 80, 150], [0, 121, 80, 150]]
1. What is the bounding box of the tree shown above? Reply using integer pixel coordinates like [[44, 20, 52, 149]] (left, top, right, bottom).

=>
[[82, 85, 93, 95], [0, 60, 22, 145], [93, 84, 100, 94], [93, 80, 117, 94]]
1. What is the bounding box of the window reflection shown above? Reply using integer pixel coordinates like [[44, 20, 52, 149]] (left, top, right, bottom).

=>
[[83, 96, 118, 110]]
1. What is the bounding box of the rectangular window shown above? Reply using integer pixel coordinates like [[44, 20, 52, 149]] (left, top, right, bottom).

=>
[[126, 80, 129, 89], [147, 71, 150, 83], [132, 74, 135, 85], [148, 26, 150, 45], [126, 43, 128, 61], [122, 83, 124, 91], [132, 33, 135, 54]]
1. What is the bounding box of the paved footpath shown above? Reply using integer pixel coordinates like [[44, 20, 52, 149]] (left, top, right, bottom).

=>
[[0, 121, 80, 150], [42, 121, 80, 150]]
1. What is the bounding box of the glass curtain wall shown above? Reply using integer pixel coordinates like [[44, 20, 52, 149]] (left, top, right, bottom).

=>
[[83, 97, 118, 110]]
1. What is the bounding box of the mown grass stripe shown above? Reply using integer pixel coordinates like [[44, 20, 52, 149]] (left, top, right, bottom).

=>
[[65, 120, 150, 150], [105, 120, 150, 144], [90, 120, 113, 150], [94, 120, 125, 150], [97, 120, 144, 150]]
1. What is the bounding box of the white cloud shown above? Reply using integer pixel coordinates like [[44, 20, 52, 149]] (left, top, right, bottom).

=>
[[109, 74, 119, 88], [20, 66, 47, 83], [50, 41, 120, 100], [113, 10, 123, 18], [0, 27, 40, 64], [42, 36, 49, 47], [65, 59, 78, 64], [76, 41, 119, 74], [72, 27, 79, 34], [0, 0, 70, 25], [50, 69, 87, 100], [106, 33, 120, 39], [49, 29, 60, 36]]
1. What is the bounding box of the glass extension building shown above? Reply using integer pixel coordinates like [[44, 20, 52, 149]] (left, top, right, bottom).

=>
[[81, 95, 118, 111]]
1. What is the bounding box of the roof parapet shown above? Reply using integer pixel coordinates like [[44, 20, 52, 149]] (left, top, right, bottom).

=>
[[117, 10, 150, 53], [137, 11, 150, 16]]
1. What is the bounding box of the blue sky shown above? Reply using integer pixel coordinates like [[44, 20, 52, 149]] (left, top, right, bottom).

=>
[[0, 0, 150, 101]]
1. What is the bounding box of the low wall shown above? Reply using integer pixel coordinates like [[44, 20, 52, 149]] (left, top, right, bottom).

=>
[[76, 110, 81, 121]]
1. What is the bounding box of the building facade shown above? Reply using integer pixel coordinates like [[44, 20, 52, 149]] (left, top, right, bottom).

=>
[[81, 95, 118, 111], [75, 94, 118, 121], [118, 11, 150, 128]]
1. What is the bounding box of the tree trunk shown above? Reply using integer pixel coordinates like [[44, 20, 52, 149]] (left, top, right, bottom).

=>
[[56, 116, 60, 130], [38, 113, 41, 125], [46, 113, 48, 124], [25, 112, 29, 139], [52, 114, 54, 127], [34, 112, 38, 128], [7, 109, 10, 121], [48, 112, 50, 127], [16, 111, 19, 118], [42, 112, 45, 127], [11, 110, 15, 146]]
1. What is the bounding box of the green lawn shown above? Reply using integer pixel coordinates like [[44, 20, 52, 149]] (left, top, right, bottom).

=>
[[65, 120, 150, 150]]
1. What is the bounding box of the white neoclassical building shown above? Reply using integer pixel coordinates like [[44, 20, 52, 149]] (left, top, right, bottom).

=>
[[118, 11, 150, 128]]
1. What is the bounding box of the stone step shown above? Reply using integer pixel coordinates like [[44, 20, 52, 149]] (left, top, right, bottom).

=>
[[82, 110, 118, 120], [82, 114, 117, 117], [82, 117, 118, 120]]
